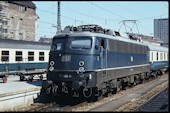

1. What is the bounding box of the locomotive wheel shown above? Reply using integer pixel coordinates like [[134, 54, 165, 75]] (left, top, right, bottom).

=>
[[83, 88, 92, 98], [112, 87, 117, 94], [128, 82, 134, 87], [121, 80, 126, 90], [2, 76, 7, 83]]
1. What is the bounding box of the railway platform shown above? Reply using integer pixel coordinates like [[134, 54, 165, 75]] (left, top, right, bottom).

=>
[[0, 75, 45, 111]]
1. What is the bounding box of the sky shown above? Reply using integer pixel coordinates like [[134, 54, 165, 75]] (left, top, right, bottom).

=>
[[33, 1, 168, 41]]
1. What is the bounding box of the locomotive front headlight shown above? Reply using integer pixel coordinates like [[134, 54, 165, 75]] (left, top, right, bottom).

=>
[[79, 67, 85, 72], [50, 61, 55, 66], [49, 66, 54, 71], [79, 61, 84, 66]]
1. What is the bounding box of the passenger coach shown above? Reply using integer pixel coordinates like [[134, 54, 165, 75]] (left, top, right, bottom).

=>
[[0, 38, 51, 82]]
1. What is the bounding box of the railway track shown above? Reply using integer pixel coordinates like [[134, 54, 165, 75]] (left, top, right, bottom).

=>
[[114, 75, 168, 112], [25, 73, 168, 112], [134, 86, 168, 112]]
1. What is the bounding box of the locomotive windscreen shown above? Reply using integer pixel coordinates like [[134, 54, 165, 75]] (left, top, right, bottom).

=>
[[70, 37, 92, 49], [51, 37, 92, 51]]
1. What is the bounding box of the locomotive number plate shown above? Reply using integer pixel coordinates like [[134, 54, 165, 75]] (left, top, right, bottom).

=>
[[61, 55, 71, 62]]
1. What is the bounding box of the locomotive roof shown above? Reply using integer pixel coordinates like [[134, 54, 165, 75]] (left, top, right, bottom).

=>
[[54, 31, 168, 52], [54, 31, 148, 46], [0, 38, 51, 50]]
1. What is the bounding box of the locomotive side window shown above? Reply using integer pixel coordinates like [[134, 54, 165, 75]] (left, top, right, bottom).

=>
[[70, 38, 92, 49], [28, 51, 34, 61], [95, 38, 100, 50], [101, 39, 105, 49], [39, 52, 44, 61], [51, 39, 63, 51], [16, 51, 22, 61], [1, 51, 9, 62]]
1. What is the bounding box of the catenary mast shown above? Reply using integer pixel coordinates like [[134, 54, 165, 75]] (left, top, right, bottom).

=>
[[57, 1, 61, 34]]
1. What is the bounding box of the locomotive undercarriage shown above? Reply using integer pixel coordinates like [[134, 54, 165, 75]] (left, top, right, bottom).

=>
[[42, 72, 152, 100], [42, 66, 167, 100]]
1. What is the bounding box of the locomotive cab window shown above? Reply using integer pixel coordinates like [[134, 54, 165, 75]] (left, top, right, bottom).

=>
[[70, 37, 92, 49]]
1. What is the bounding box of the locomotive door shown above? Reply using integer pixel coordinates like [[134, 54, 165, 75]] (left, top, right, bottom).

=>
[[100, 39, 107, 71]]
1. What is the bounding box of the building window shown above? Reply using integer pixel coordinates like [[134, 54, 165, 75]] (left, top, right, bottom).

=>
[[2, 21, 8, 25], [10, 32, 14, 39], [39, 52, 44, 61], [16, 51, 22, 61], [3, 29, 8, 33], [19, 33, 23, 40], [28, 51, 34, 61], [1, 51, 9, 62], [19, 18, 23, 29], [25, 7, 27, 11], [0, 27, 2, 32], [19, 6, 24, 11], [10, 17, 14, 27]]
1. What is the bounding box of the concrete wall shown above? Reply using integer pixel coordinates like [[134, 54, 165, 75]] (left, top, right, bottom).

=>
[[0, 89, 40, 111]]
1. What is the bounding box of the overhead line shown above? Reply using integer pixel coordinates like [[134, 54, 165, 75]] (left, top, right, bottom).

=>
[[89, 2, 126, 19]]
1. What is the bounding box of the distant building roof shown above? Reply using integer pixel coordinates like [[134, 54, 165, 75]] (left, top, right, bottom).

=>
[[8, 1, 36, 9], [38, 37, 52, 43]]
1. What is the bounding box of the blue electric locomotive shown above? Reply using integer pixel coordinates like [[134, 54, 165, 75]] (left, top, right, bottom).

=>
[[42, 24, 168, 99]]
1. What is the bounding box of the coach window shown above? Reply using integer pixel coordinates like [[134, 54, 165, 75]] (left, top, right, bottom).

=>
[[167, 53, 169, 60], [1, 51, 9, 62], [160, 53, 163, 60], [157, 52, 159, 61], [28, 51, 34, 61], [152, 52, 153, 61], [39, 52, 44, 61], [16, 51, 22, 61]]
